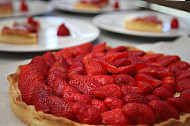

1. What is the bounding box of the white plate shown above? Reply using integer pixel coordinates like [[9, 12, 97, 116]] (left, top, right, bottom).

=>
[[0, 16, 100, 52], [53, 0, 139, 14], [0, 1, 53, 18], [92, 10, 190, 37]]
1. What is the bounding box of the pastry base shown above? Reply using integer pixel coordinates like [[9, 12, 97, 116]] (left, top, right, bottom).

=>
[[74, 3, 101, 11], [125, 20, 162, 32], [0, 7, 12, 16], [7, 47, 190, 126]]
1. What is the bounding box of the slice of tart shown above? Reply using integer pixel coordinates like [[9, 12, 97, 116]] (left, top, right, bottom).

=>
[[0, 1, 13, 16], [0, 17, 39, 45], [125, 15, 163, 32]]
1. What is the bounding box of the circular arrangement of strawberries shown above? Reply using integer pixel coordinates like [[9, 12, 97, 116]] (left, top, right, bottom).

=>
[[18, 42, 190, 125]]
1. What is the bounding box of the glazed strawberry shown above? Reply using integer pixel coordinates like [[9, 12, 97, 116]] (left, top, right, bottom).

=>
[[53, 77, 69, 96], [180, 89, 190, 103], [73, 94, 92, 105], [137, 81, 154, 94], [176, 78, 190, 91], [92, 75, 114, 85], [107, 46, 127, 53], [98, 60, 118, 73], [123, 94, 147, 104], [135, 63, 148, 71], [94, 84, 123, 99], [171, 18, 179, 29], [104, 97, 124, 109], [49, 61, 68, 73], [91, 99, 108, 112], [20, 0, 28, 12], [127, 50, 145, 57], [112, 58, 130, 67], [54, 47, 73, 60], [127, 57, 144, 65], [148, 100, 179, 121], [83, 57, 107, 76], [175, 69, 190, 81], [58, 56, 70, 71], [153, 87, 173, 100], [42, 52, 56, 67], [49, 96, 75, 120], [62, 86, 80, 102], [161, 84, 175, 94], [135, 73, 162, 88], [117, 65, 136, 75], [155, 55, 180, 67], [113, 0, 119, 10], [121, 85, 144, 95], [103, 51, 128, 62], [72, 43, 93, 57], [69, 77, 103, 97], [145, 95, 160, 102], [73, 104, 102, 124], [167, 97, 190, 113], [57, 23, 70, 36], [113, 74, 136, 86], [122, 103, 156, 125], [91, 42, 106, 53], [168, 61, 189, 73], [141, 53, 162, 62], [162, 76, 176, 87], [102, 108, 134, 125], [67, 54, 85, 66], [33, 86, 52, 113]]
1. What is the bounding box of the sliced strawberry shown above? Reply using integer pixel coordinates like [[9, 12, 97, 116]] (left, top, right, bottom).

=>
[[57, 23, 70, 36], [121, 85, 144, 95], [73, 104, 102, 124], [112, 58, 130, 67], [155, 55, 180, 67], [98, 60, 118, 73], [53, 77, 69, 96], [113, 0, 119, 10], [171, 18, 179, 29], [137, 81, 154, 94], [145, 95, 160, 102], [180, 89, 190, 103], [135, 73, 162, 88], [176, 78, 190, 91], [123, 94, 147, 104], [91, 99, 108, 112], [49, 61, 68, 73], [113, 74, 136, 86], [73, 94, 92, 105], [58, 56, 70, 71], [94, 84, 123, 99], [127, 57, 144, 65], [167, 97, 190, 113], [62, 86, 80, 102], [127, 50, 145, 57], [161, 84, 175, 94], [141, 53, 163, 62], [148, 100, 179, 121], [54, 47, 73, 60], [135, 63, 148, 71], [168, 61, 189, 73], [103, 51, 128, 62], [20, 0, 28, 12], [49, 96, 75, 120], [153, 87, 173, 100], [175, 69, 190, 81], [67, 54, 85, 66], [91, 42, 106, 53], [104, 97, 124, 109], [92, 75, 114, 85], [72, 42, 93, 57], [102, 108, 135, 125], [42, 52, 56, 67], [106, 46, 128, 53], [117, 65, 136, 75], [122, 103, 156, 125], [69, 77, 103, 97], [162, 76, 176, 87]]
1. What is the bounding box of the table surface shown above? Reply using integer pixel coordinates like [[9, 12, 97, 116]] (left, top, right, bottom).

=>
[[0, 2, 180, 66]]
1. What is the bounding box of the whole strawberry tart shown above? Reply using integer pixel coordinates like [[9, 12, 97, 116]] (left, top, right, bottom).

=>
[[8, 42, 190, 126]]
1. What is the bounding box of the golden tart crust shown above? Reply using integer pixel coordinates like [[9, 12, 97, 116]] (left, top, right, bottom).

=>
[[7, 47, 190, 126]]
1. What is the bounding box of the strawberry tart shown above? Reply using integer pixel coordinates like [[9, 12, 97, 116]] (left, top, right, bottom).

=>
[[8, 42, 190, 125], [125, 15, 163, 32], [0, 17, 39, 45], [0, 1, 13, 16]]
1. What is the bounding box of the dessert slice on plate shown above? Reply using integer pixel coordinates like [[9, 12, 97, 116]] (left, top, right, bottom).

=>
[[0, 17, 40, 45], [0, 1, 13, 16], [125, 15, 163, 32]]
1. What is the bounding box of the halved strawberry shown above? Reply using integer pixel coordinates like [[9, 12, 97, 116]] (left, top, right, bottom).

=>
[[62, 86, 80, 102], [153, 87, 173, 100], [161, 84, 175, 94], [113, 74, 136, 86], [103, 51, 128, 62], [92, 99, 108, 112], [127, 57, 144, 65], [112, 58, 130, 67], [42, 52, 56, 67], [162, 76, 176, 87], [135, 63, 148, 71], [145, 95, 160, 102], [54, 47, 73, 60], [57, 23, 70, 36], [121, 85, 144, 95], [93, 75, 114, 85], [168, 61, 189, 73], [175, 69, 190, 81], [176, 78, 190, 91], [97, 60, 118, 73], [180, 89, 190, 103], [53, 77, 69, 96], [91, 42, 106, 53], [106, 46, 128, 53], [72, 42, 93, 57], [67, 54, 85, 66], [20, 0, 28, 12], [117, 65, 136, 75], [155, 55, 180, 67], [73, 94, 92, 105], [127, 50, 145, 57], [49, 61, 68, 73], [123, 94, 147, 104], [141, 53, 163, 62], [57, 56, 70, 71], [137, 81, 154, 94], [104, 97, 124, 109]]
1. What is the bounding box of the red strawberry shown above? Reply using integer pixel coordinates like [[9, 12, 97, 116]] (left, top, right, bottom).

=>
[[171, 18, 179, 29], [54, 47, 73, 60], [175, 69, 190, 81], [92, 75, 114, 85], [127, 57, 144, 65], [112, 58, 130, 67], [73, 94, 92, 105], [57, 23, 70, 36], [167, 97, 190, 113], [67, 54, 85, 66], [102, 108, 135, 125], [155, 55, 180, 67], [58, 56, 70, 71], [91, 99, 108, 112], [103, 51, 128, 62], [20, 0, 28, 12], [122, 103, 156, 125], [135, 73, 162, 88], [135, 63, 148, 71], [94, 84, 123, 99], [161, 84, 175, 94], [145, 95, 160, 102], [62, 86, 80, 102], [121, 85, 144, 95], [49, 61, 68, 73], [113, 74, 136, 86], [69, 77, 103, 97], [91, 42, 106, 53], [148, 100, 179, 121], [162, 76, 176, 87], [113, 0, 119, 10], [153, 87, 173, 100], [107, 46, 127, 53], [53, 77, 69, 96], [123, 94, 147, 104], [180, 89, 190, 103], [117, 65, 136, 75], [137, 81, 154, 94], [33, 86, 52, 113], [127, 50, 145, 57], [42, 52, 56, 67], [176, 78, 190, 91], [49, 96, 75, 120], [141, 53, 162, 62], [83, 57, 107, 76], [98, 60, 118, 73], [72, 42, 93, 57], [168, 61, 189, 73], [72, 104, 102, 124], [104, 97, 124, 109]]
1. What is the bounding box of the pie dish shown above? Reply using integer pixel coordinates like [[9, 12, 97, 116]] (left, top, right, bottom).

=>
[[8, 42, 190, 125], [0, 17, 39, 45], [125, 15, 162, 32], [0, 1, 13, 16]]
